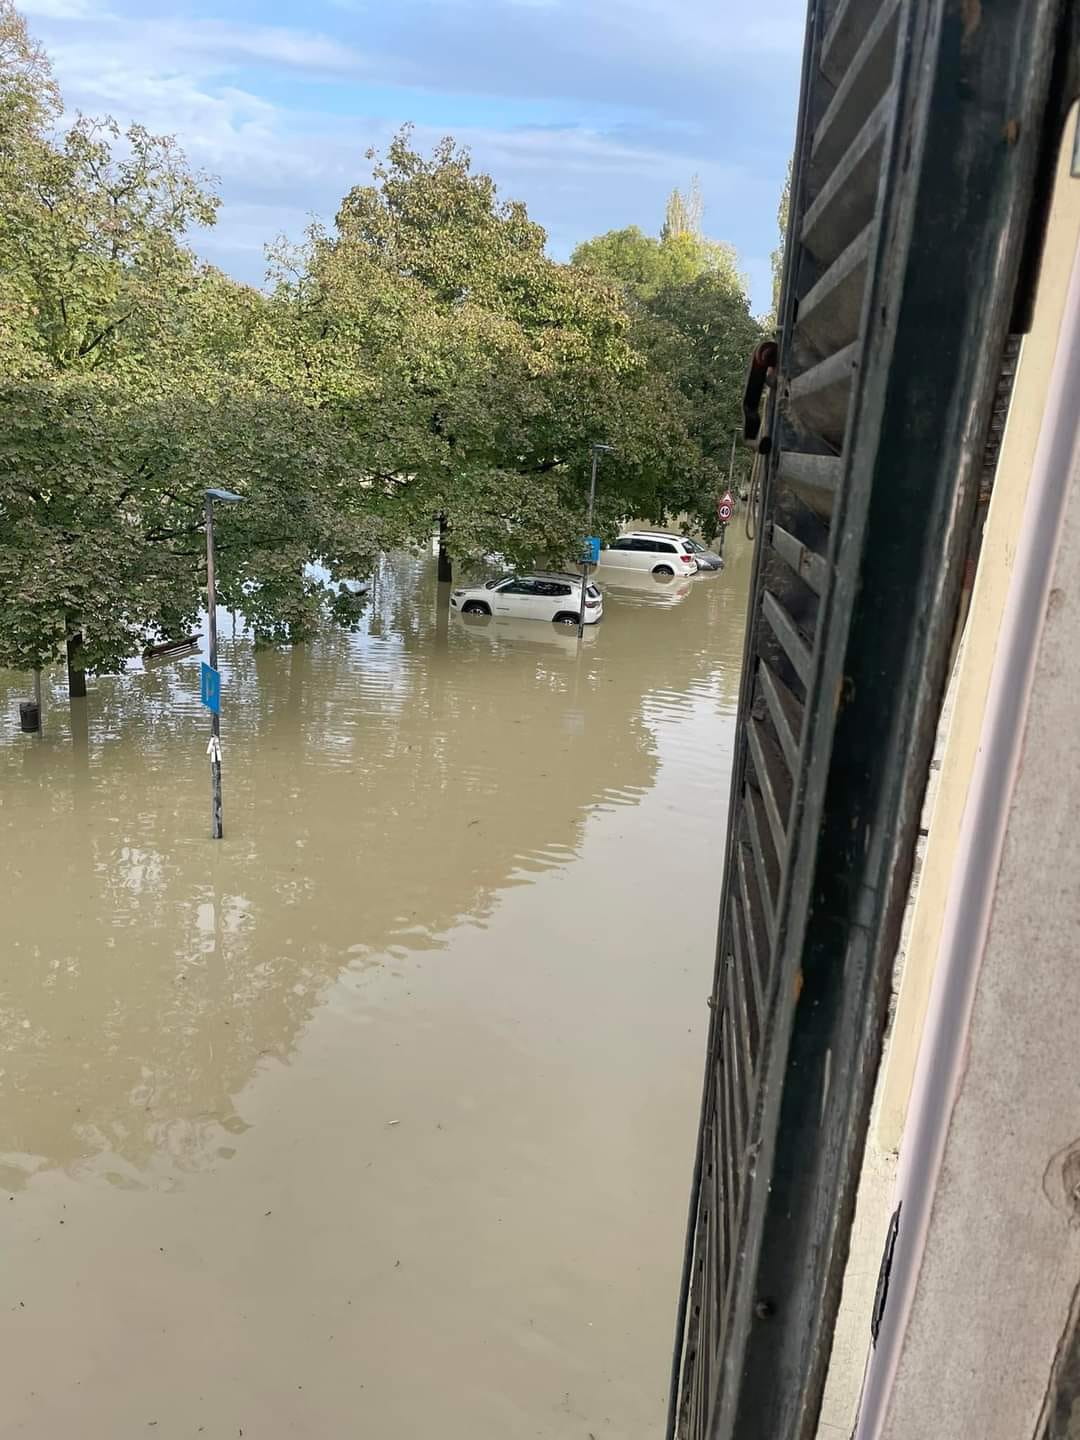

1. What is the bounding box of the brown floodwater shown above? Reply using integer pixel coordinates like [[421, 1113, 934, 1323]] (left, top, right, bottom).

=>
[[0, 533, 750, 1439]]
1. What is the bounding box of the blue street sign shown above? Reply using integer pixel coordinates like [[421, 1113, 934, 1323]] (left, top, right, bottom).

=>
[[200, 662, 220, 715], [583, 536, 602, 565]]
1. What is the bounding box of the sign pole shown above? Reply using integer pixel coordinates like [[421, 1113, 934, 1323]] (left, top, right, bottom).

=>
[[578, 443, 612, 639], [200, 488, 242, 840], [205, 494, 224, 840], [717, 487, 735, 559], [579, 446, 600, 641]]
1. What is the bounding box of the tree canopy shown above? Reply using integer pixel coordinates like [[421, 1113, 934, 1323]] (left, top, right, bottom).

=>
[[257, 131, 705, 571], [571, 185, 763, 530], [770, 159, 792, 323], [2, 4, 763, 685]]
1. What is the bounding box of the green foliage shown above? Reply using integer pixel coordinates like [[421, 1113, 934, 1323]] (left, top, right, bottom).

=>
[[264, 130, 702, 570], [1, 84, 218, 377], [1, 6, 739, 683], [0, 10, 383, 672], [572, 222, 744, 304], [770, 159, 792, 325], [662, 177, 704, 242], [572, 187, 763, 532]]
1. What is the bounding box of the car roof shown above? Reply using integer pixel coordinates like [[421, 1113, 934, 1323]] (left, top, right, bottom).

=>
[[627, 531, 717, 550], [477, 571, 600, 587], [623, 530, 692, 540]]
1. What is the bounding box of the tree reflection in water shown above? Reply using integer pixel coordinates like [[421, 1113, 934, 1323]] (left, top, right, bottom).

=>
[[0, 543, 750, 1186]]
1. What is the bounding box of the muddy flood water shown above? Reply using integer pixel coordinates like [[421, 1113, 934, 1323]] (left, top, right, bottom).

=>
[[0, 533, 751, 1439]]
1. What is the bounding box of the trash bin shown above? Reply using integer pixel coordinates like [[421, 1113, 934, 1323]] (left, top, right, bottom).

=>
[[19, 701, 40, 733]]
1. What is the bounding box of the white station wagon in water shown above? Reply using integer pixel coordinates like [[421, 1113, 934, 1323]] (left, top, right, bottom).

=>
[[450, 573, 604, 625]]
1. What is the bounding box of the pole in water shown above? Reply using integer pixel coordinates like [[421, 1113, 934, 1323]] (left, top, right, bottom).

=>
[[33, 668, 43, 737], [579, 442, 612, 641], [204, 488, 244, 840]]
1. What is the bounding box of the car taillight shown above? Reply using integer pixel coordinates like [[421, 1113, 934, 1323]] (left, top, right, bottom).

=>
[[585, 596, 600, 607], [681, 554, 694, 564]]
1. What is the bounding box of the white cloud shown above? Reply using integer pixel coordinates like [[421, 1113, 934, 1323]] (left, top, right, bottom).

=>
[[18, 0, 103, 17], [22, 0, 799, 310], [146, 19, 371, 75], [17, 0, 99, 16]]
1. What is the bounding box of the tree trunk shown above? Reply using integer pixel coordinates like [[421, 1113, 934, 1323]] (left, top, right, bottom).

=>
[[435, 584, 451, 653], [66, 627, 87, 699], [437, 514, 453, 584], [70, 693, 90, 783]]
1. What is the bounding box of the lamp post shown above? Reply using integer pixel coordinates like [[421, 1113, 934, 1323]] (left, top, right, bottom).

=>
[[580, 442, 614, 640], [204, 488, 244, 839]]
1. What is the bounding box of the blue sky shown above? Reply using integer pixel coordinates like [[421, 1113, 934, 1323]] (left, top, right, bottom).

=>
[[20, 0, 806, 312]]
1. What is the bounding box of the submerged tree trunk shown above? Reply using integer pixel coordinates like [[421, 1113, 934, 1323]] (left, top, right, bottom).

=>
[[435, 583, 451, 653], [66, 625, 87, 700], [70, 693, 90, 783], [437, 514, 453, 584]]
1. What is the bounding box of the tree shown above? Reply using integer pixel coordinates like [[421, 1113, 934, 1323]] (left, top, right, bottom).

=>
[[266, 131, 703, 573], [770, 159, 792, 325], [0, 8, 390, 678], [0, 0, 60, 375], [662, 176, 703, 241], [0, 13, 720, 684], [572, 222, 744, 304], [643, 275, 762, 526], [572, 186, 763, 532]]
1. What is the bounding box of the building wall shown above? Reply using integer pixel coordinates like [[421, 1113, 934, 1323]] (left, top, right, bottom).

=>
[[876, 117, 1080, 1153]]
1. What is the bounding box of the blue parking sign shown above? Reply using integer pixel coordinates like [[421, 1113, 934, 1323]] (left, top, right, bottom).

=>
[[200, 662, 220, 715], [583, 536, 601, 565]]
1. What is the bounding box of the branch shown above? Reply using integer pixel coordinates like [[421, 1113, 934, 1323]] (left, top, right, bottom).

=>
[[78, 311, 135, 359]]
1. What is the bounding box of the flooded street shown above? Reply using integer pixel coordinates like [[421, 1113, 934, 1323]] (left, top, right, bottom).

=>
[[0, 535, 750, 1439]]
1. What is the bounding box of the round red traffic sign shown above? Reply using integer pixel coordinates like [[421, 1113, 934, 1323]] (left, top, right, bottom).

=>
[[718, 502, 733, 523]]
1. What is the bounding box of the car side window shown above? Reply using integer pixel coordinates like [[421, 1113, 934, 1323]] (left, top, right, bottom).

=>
[[500, 580, 535, 595], [656, 541, 677, 553], [630, 538, 656, 552], [611, 538, 634, 551]]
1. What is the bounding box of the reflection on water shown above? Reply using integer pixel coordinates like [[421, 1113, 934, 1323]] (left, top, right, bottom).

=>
[[591, 565, 695, 607], [0, 532, 752, 1439]]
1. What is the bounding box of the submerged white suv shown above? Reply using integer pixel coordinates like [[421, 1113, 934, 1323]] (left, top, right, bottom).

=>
[[598, 532, 699, 576], [450, 573, 604, 625]]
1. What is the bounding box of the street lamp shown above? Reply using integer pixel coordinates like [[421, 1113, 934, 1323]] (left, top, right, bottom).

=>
[[204, 488, 244, 839], [579, 442, 614, 639]]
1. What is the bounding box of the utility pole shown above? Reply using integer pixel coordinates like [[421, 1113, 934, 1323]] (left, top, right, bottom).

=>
[[204, 488, 244, 840], [579, 442, 613, 640]]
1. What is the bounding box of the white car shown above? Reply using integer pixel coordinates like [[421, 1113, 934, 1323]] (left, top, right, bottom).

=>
[[599, 532, 699, 576], [632, 531, 724, 571], [450, 572, 604, 625]]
